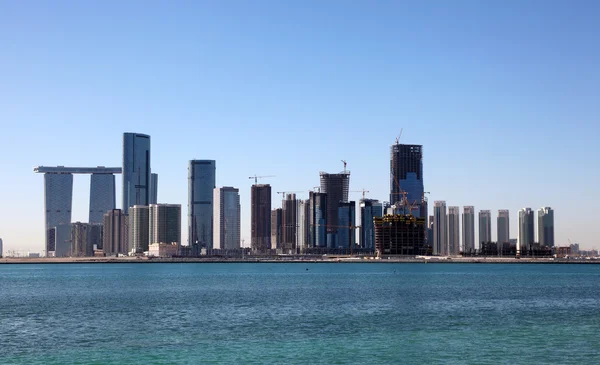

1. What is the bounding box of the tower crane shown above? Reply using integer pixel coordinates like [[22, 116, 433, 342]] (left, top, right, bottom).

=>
[[395, 128, 403, 144], [341, 160, 347, 173], [249, 175, 275, 184], [350, 189, 370, 200]]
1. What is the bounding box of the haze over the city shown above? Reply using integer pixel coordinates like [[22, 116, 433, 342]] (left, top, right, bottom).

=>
[[0, 0, 598, 253]]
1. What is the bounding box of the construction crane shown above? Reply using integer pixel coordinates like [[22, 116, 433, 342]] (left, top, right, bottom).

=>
[[350, 189, 370, 200], [249, 175, 275, 185], [395, 128, 403, 144], [341, 160, 347, 173], [276, 191, 303, 198]]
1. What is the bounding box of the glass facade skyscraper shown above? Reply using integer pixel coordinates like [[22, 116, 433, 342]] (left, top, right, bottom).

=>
[[462, 206, 475, 253], [497, 210, 510, 246], [518, 208, 535, 253], [433, 201, 447, 255], [149, 204, 181, 246], [213, 187, 241, 250], [360, 199, 383, 250], [337, 202, 356, 249], [390, 144, 424, 217], [478, 210, 492, 248], [188, 160, 216, 248], [448, 206, 460, 255], [89, 173, 116, 224], [122, 133, 151, 214], [251, 184, 272, 252], [538, 207, 554, 247], [43, 172, 73, 253]]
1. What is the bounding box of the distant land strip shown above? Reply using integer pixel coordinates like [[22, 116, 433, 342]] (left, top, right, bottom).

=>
[[1, 257, 599, 264]]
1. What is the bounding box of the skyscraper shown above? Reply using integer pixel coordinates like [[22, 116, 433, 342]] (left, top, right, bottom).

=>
[[271, 208, 282, 250], [518, 208, 535, 254], [537, 207, 554, 247], [497, 210, 510, 246], [337, 201, 356, 249], [448, 206, 460, 255], [89, 173, 116, 224], [478, 210, 492, 248], [462, 206, 475, 253], [122, 133, 151, 214], [35, 166, 120, 253], [433, 201, 447, 255], [149, 173, 158, 204], [320, 171, 350, 248], [150, 204, 182, 246], [282, 193, 298, 252], [54, 224, 72, 257], [129, 205, 150, 253], [390, 143, 424, 216], [360, 199, 383, 250], [213, 187, 241, 250], [309, 191, 328, 248], [251, 184, 272, 252], [296, 200, 310, 252], [0, 238, 3, 257], [43, 172, 73, 253], [188, 160, 216, 248], [103, 209, 129, 256]]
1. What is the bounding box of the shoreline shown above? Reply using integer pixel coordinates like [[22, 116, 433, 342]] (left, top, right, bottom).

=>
[[1, 257, 599, 264]]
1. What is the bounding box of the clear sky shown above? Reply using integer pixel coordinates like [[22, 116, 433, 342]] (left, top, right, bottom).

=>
[[1, 0, 599, 254]]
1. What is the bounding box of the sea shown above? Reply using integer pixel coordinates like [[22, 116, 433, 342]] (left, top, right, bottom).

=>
[[1, 263, 599, 364]]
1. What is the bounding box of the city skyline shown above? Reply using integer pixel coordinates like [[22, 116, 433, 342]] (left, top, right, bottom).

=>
[[1, 1, 599, 253]]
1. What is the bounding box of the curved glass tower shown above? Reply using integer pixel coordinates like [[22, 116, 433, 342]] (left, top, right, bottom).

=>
[[122, 133, 151, 214]]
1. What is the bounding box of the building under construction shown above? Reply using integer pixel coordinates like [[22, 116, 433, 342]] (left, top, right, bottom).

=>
[[375, 214, 428, 256], [319, 171, 350, 248]]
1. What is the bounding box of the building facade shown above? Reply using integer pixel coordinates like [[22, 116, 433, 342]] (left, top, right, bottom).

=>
[[150, 173, 158, 204], [89, 173, 116, 224], [337, 202, 356, 249], [251, 184, 272, 252], [433, 201, 447, 255], [122, 133, 151, 214], [188, 160, 216, 248], [71, 222, 102, 257], [497, 210, 510, 246], [35, 166, 120, 253], [538, 207, 554, 247], [518, 208, 535, 253], [150, 204, 181, 246], [271, 208, 282, 249], [103, 209, 129, 256], [309, 191, 327, 248], [360, 199, 383, 250], [479, 210, 492, 248], [320, 172, 350, 248], [282, 193, 298, 252], [390, 143, 424, 217], [213, 187, 241, 250], [462, 206, 475, 254], [129, 205, 150, 253], [375, 214, 426, 256], [296, 200, 310, 252], [448, 206, 460, 255]]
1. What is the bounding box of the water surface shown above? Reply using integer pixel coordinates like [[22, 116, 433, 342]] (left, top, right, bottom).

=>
[[1, 263, 599, 364]]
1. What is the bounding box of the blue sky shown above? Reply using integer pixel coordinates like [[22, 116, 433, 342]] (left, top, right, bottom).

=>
[[1, 0, 599, 253]]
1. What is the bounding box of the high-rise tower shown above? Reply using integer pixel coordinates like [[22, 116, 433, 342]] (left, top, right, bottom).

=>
[[149, 204, 181, 246], [497, 210, 510, 246], [213, 187, 241, 250], [188, 160, 216, 248], [462, 206, 475, 254], [537, 207, 554, 247], [122, 133, 151, 214], [433, 201, 447, 255], [320, 171, 350, 248], [448, 206, 460, 255], [360, 199, 383, 250], [518, 208, 535, 254], [390, 143, 424, 216], [478, 210, 492, 248], [251, 184, 272, 252]]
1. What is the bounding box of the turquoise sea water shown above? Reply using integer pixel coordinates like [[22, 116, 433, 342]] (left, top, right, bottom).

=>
[[1, 263, 599, 364]]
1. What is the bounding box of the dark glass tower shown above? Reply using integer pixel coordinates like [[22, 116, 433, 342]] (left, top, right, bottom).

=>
[[122, 133, 151, 214], [390, 144, 424, 215], [188, 160, 216, 249]]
